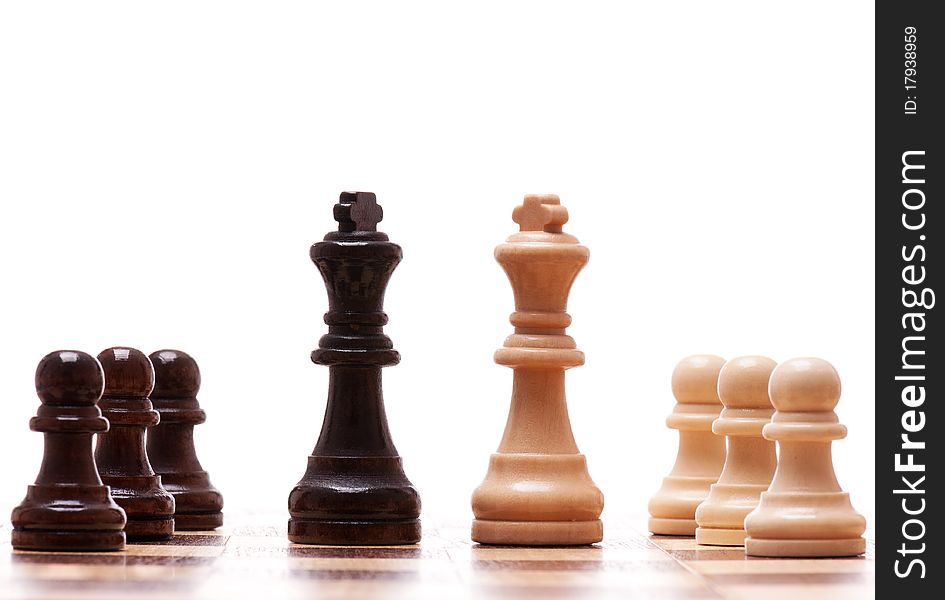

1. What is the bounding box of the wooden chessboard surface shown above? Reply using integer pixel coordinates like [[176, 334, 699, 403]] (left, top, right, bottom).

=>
[[0, 511, 875, 600]]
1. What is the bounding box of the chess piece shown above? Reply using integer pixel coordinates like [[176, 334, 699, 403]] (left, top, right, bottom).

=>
[[471, 194, 604, 546], [695, 356, 777, 546], [148, 350, 224, 530], [95, 347, 176, 540], [288, 191, 421, 545], [648, 355, 727, 536], [744, 358, 866, 557], [11, 350, 126, 551]]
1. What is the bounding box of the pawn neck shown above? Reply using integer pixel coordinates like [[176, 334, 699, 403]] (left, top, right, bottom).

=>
[[37, 433, 103, 486], [95, 396, 160, 478], [148, 396, 206, 475], [667, 402, 726, 478], [767, 441, 843, 494]]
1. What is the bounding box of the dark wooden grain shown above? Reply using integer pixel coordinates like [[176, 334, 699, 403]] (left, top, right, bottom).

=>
[[288, 191, 421, 545], [147, 350, 224, 530], [95, 347, 176, 541], [10, 350, 127, 551]]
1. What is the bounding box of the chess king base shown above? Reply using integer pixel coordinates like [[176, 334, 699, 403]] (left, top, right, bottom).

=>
[[472, 452, 603, 546], [288, 519, 421, 546], [288, 456, 421, 546], [472, 519, 603, 546]]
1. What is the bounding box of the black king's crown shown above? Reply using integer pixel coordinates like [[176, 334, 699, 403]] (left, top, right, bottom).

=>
[[311, 191, 401, 368]]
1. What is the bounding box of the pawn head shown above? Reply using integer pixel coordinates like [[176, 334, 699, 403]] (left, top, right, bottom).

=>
[[671, 354, 725, 404], [150, 349, 201, 398], [768, 357, 841, 412], [717, 355, 777, 409], [35, 350, 105, 406], [97, 347, 155, 398]]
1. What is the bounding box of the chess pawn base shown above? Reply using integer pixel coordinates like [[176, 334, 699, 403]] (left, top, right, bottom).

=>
[[288, 456, 421, 546], [648, 429, 726, 536], [101, 474, 176, 540], [745, 536, 866, 558], [744, 491, 866, 557], [695, 435, 776, 546], [98, 422, 176, 541], [158, 471, 224, 530], [149, 422, 223, 531], [694, 480, 771, 545], [176, 513, 222, 531], [11, 484, 126, 552], [694, 527, 746, 546], [648, 473, 718, 536], [472, 453, 604, 546], [12, 529, 126, 553]]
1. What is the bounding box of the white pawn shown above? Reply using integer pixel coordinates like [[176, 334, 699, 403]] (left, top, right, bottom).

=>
[[648, 355, 727, 536], [744, 358, 866, 557], [695, 356, 777, 546]]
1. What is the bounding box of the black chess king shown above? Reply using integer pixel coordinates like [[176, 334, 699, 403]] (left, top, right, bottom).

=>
[[288, 192, 421, 545]]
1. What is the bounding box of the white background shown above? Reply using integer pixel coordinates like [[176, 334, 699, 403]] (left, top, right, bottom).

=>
[[0, 1, 874, 533]]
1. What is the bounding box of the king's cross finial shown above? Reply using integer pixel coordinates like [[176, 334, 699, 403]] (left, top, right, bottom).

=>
[[335, 191, 383, 232], [512, 194, 569, 233]]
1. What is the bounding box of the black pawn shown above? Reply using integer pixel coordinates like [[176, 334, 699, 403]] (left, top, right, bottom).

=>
[[288, 191, 421, 545], [94, 347, 176, 540], [147, 349, 224, 530], [11, 350, 126, 551]]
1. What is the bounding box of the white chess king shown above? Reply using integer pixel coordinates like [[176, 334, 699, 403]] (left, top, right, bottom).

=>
[[471, 194, 604, 546]]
